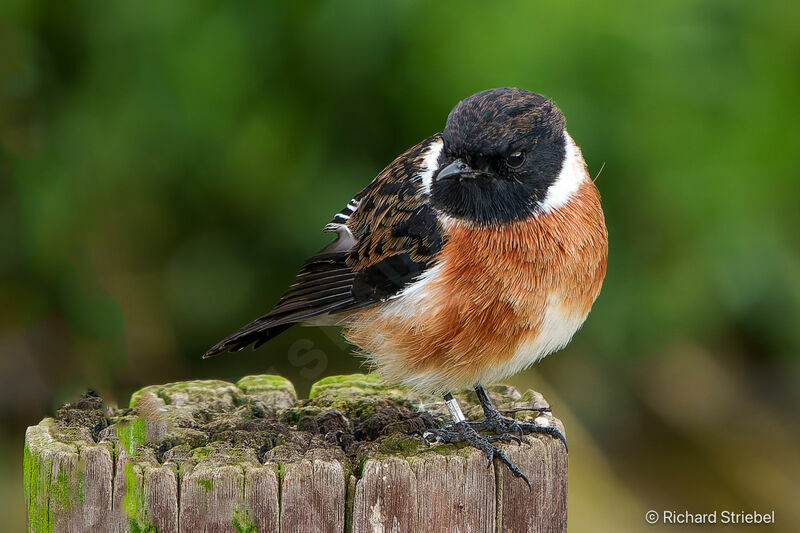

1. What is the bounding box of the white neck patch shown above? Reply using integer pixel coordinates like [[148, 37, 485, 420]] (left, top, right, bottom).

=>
[[539, 131, 588, 213], [419, 137, 444, 194]]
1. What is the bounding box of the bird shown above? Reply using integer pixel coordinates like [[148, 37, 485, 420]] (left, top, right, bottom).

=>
[[204, 87, 608, 482]]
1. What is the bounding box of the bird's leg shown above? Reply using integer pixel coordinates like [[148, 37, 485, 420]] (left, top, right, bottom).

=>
[[469, 385, 569, 452], [423, 392, 530, 486]]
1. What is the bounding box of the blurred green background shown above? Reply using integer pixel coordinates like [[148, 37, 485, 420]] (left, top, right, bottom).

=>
[[2, 0, 799, 531]]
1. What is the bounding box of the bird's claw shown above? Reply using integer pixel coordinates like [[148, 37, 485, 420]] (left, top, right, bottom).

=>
[[470, 412, 568, 453], [423, 421, 531, 487]]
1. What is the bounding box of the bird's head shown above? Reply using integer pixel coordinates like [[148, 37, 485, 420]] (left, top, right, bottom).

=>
[[431, 87, 582, 225]]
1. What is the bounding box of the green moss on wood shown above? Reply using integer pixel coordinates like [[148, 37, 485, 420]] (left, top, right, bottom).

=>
[[231, 507, 258, 533], [427, 443, 463, 456], [116, 417, 147, 456], [23, 441, 32, 508], [51, 468, 71, 509], [309, 373, 383, 398], [129, 520, 159, 533], [236, 374, 296, 398], [157, 389, 173, 405], [24, 440, 53, 533], [122, 463, 141, 518], [120, 463, 159, 532], [24, 373, 553, 531], [375, 434, 427, 457], [313, 373, 382, 387], [129, 379, 238, 408], [196, 477, 212, 491], [191, 446, 213, 460]]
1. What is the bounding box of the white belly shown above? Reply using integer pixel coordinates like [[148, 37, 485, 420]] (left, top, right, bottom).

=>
[[456, 292, 589, 387]]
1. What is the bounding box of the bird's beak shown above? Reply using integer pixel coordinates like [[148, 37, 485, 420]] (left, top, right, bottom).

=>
[[436, 159, 477, 181]]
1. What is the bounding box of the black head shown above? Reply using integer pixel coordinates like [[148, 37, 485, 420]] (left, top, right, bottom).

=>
[[431, 88, 568, 225]]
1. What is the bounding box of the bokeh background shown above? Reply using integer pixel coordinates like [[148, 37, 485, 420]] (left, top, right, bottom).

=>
[[2, 1, 799, 531]]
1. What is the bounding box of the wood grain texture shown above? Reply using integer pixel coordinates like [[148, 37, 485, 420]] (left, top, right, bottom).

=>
[[79, 444, 115, 531], [144, 466, 178, 533], [498, 437, 568, 533], [245, 466, 280, 533], [280, 457, 345, 533], [352, 457, 418, 533], [412, 448, 497, 533], [24, 374, 567, 533]]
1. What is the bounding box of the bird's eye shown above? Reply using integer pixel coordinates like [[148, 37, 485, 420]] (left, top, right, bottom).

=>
[[506, 151, 525, 168]]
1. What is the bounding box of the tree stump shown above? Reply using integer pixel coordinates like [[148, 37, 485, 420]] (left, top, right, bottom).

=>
[[24, 374, 567, 533]]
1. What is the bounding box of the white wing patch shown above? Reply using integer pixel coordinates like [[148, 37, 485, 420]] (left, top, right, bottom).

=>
[[419, 137, 444, 194]]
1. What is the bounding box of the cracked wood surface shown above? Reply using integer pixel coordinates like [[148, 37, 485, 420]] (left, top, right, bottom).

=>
[[24, 373, 567, 532]]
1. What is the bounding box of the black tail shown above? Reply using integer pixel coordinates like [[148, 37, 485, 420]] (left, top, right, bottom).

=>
[[202, 322, 294, 358], [204, 245, 359, 359]]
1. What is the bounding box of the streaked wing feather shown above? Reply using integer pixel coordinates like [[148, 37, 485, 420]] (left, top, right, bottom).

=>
[[203, 134, 444, 358], [278, 276, 356, 302]]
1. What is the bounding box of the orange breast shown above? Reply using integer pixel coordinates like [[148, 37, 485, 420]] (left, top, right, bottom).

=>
[[344, 179, 608, 391]]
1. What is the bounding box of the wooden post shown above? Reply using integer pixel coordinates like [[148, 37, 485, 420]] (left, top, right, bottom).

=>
[[24, 374, 567, 533]]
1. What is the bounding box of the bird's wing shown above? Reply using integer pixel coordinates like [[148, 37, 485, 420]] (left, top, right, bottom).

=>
[[203, 134, 444, 357]]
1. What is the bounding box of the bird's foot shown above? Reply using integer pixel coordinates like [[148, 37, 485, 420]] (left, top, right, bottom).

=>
[[423, 421, 530, 486], [469, 410, 569, 452]]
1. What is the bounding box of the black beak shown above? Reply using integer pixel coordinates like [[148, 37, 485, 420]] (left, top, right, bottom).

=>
[[436, 159, 477, 181]]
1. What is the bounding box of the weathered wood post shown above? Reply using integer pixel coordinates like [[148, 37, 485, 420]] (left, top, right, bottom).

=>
[[24, 374, 567, 532]]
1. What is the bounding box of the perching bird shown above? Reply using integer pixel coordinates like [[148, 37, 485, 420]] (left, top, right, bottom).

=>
[[205, 88, 608, 482]]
